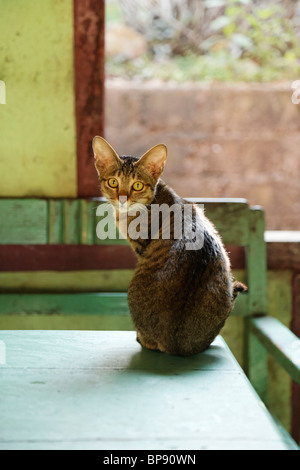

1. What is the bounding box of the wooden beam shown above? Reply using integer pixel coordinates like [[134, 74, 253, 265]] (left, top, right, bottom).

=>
[[250, 316, 300, 384], [0, 245, 137, 271], [73, 0, 105, 197], [292, 273, 300, 444], [0, 292, 130, 316], [0, 270, 134, 293], [189, 199, 250, 246], [267, 242, 300, 272], [246, 206, 267, 315], [292, 272, 300, 339], [2, 241, 300, 272], [243, 207, 268, 402], [0, 244, 245, 272]]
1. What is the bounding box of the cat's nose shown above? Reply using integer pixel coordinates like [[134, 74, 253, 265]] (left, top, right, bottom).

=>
[[119, 195, 127, 206]]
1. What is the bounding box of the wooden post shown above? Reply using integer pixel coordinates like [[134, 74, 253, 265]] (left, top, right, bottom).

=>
[[244, 206, 268, 404], [73, 0, 105, 197], [292, 273, 300, 444]]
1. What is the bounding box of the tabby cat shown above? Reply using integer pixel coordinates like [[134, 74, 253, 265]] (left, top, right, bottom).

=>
[[93, 136, 247, 356]]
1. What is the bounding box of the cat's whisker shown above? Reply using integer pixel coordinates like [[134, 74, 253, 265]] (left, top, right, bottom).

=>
[[129, 202, 148, 215]]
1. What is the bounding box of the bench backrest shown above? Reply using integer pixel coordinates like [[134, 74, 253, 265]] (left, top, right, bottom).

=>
[[0, 197, 267, 319]]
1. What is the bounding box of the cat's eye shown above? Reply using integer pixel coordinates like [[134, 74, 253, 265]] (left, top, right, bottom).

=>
[[132, 181, 144, 191], [108, 178, 118, 188]]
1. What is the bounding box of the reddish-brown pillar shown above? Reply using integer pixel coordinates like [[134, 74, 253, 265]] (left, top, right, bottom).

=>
[[73, 0, 105, 197]]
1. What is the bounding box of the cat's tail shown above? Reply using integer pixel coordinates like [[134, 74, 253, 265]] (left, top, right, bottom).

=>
[[232, 281, 248, 300]]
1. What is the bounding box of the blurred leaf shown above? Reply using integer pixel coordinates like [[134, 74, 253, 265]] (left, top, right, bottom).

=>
[[231, 33, 254, 50], [284, 50, 297, 61], [245, 13, 260, 28], [210, 16, 232, 32], [204, 0, 226, 7], [256, 8, 274, 20], [237, 0, 252, 5], [223, 22, 237, 37], [200, 35, 223, 51], [226, 6, 243, 18]]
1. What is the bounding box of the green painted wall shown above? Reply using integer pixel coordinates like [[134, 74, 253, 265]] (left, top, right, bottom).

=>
[[0, 0, 77, 197]]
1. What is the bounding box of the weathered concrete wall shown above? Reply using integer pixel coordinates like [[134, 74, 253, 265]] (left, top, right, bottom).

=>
[[106, 79, 300, 230], [0, 0, 77, 197]]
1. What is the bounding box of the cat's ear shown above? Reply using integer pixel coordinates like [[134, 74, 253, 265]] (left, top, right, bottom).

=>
[[92, 136, 121, 176], [135, 144, 167, 180]]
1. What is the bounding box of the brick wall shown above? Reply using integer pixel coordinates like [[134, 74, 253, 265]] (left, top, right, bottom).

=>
[[106, 79, 300, 230]]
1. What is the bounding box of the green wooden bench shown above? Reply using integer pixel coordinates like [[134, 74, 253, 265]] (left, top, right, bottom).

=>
[[0, 197, 299, 450]]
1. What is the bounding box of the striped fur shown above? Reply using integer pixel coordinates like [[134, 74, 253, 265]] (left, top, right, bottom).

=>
[[93, 137, 247, 356]]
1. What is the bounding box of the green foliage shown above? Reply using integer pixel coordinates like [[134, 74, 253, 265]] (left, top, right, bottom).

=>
[[106, 50, 300, 83], [208, 0, 300, 67], [105, 1, 122, 23], [106, 0, 300, 82]]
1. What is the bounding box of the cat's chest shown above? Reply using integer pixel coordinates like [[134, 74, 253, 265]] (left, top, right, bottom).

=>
[[116, 210, 151, 242]]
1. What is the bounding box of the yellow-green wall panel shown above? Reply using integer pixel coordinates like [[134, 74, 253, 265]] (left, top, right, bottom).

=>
[[0, 270, 134, 292], [0, 0, 77, 197]]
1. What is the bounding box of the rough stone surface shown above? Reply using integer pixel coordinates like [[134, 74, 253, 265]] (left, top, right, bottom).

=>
[[106, 79, 300, 230]]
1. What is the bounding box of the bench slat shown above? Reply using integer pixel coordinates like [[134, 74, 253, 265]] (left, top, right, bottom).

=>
[[0, 292, 130, 316], [0, 199, 48, 244], [0, 290, 248, 317], [250, 316, 300, 384], [0, 198, 251, 246]]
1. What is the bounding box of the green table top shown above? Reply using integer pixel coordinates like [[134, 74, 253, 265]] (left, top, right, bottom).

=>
[[0, 330, 297, 450]]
